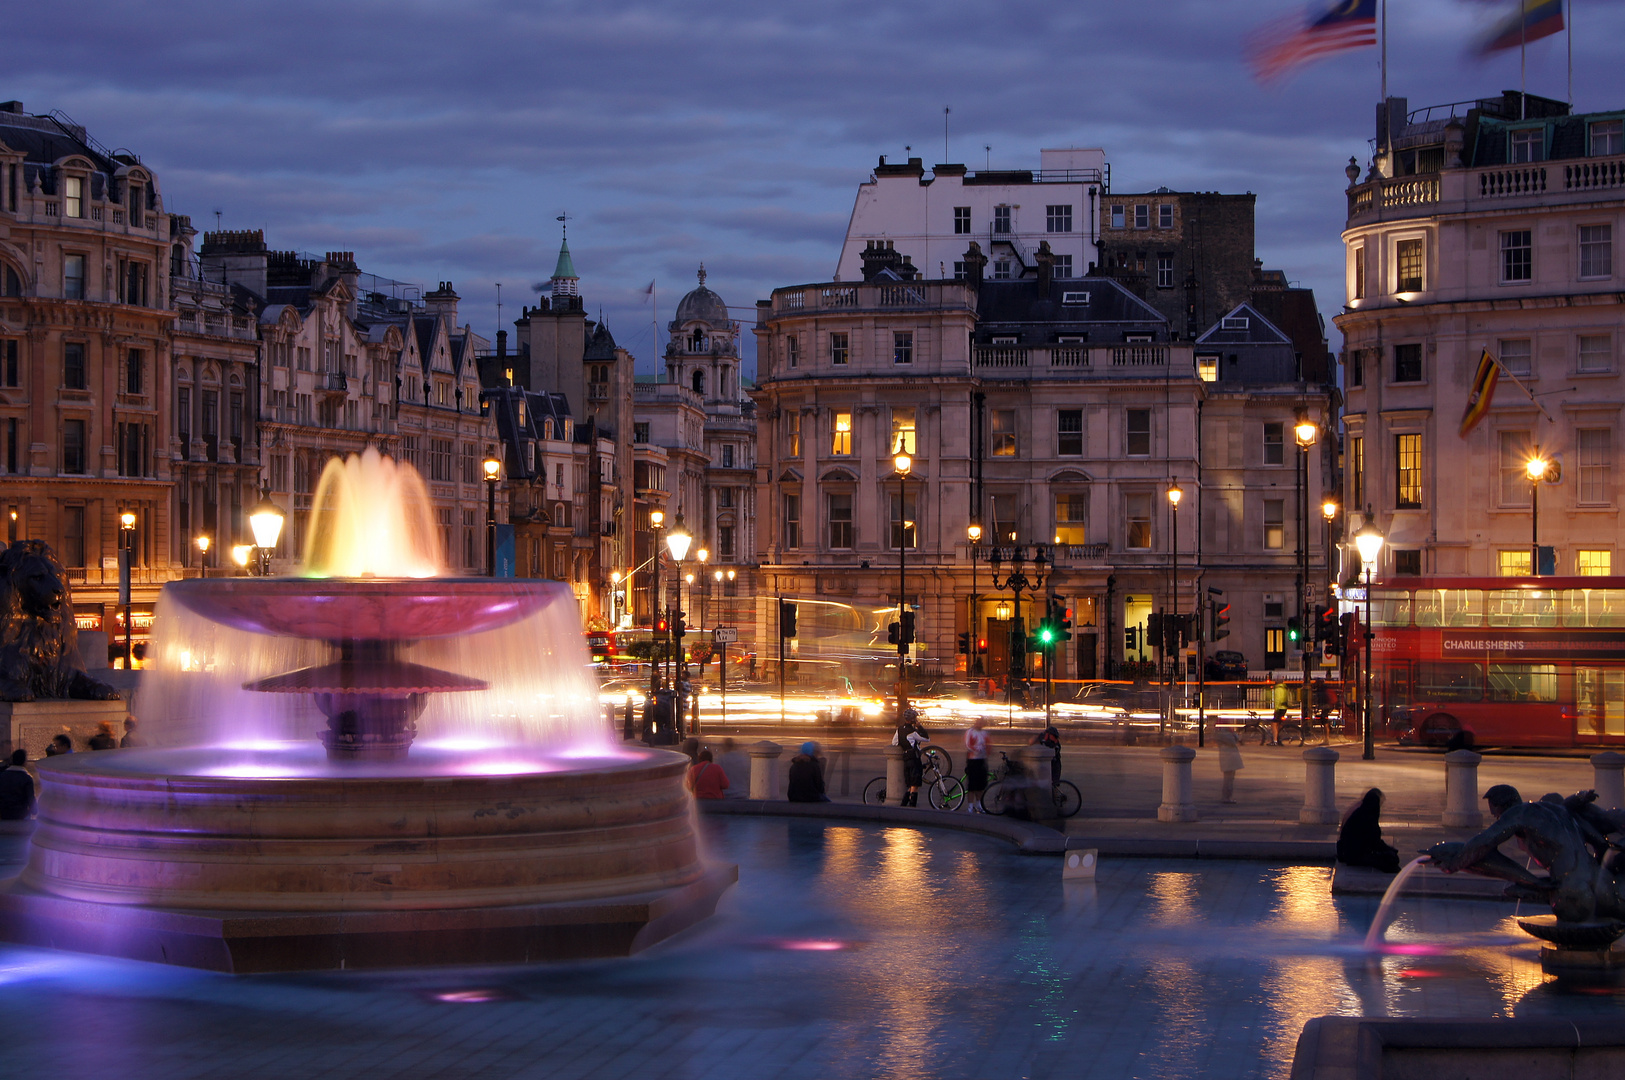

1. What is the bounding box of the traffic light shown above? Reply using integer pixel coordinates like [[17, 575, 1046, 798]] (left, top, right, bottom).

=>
[[976, 636, 989, 654], [1036, 619, 1057, 649], [900, 611, 916, 645], [673, 613, 686, 639], [1057, 605, 1073, 644], [1209, 588, 1231, 642], [1314, 604, 1338, 647], [1337, 612, 1356, 657], [1287, 616, 1303, 644], [887, 621, 900, 645], [957, 631, 972, 655], [779, 600, 797, 638], [1125, 626, 1139, 651], [656, 616, 669, 633], [1147, 611, 1165, 651]]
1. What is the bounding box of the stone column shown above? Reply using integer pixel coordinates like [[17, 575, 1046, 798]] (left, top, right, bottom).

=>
[[1299, 747, 1340, 825], [1441, 748, 1484, 828], [883, 743, 907, 807], [1591, 751, 1625, 810], [1157, 745, 1197, 823], [748, 740, 783, 800]]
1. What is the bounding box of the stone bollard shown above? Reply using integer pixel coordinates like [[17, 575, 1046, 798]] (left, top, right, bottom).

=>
[[1592, 751, 1625, 810], [883, 744, 907, 806], [748, 740, 783, 800], [1157, 745, 1198, 823], [1021, 743, 1059, 822], [1299, 747, 1340, 825], [1441, 748, 1484, 828]]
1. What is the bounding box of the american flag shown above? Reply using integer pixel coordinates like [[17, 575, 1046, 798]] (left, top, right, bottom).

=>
[[1248, 0, 1379, 84]]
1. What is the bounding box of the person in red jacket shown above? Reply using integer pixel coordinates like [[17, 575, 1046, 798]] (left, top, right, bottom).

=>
[[686, 749, 729, 800]]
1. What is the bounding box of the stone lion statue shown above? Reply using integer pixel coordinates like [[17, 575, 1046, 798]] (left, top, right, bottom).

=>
[[0, 540, 122, 702]]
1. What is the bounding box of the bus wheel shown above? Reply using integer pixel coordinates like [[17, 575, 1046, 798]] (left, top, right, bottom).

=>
[[1420, 712, 1462, 747]]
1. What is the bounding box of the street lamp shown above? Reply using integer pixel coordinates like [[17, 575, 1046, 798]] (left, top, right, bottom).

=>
[[610, 570, 623, 627], [696, 548, 709, 633], [665, 516, 692, 692], [894, 453, 912, 706], [195, 534, 210, 579], [231, 545, 252, 573], [1294, 411, 1319, 729], [482, 451, 502, 577], [1322, 499, 1339, 522], [967, 521, 983, 677], [248, 489, 286, 577], [648, 509, 665, 697], [1167, 483, 1183, 724], [1526, 453, 1551, 576], [1353, 521, 1385, 761], [119, 511, 136, 669]]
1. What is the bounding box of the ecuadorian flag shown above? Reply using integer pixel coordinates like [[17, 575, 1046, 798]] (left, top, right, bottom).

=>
[[1479, 0, 1564, 55], [1459, 349, 1501, 438]]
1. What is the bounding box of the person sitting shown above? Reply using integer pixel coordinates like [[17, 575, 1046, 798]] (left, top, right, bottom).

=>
[[120, 717, 143, 748], [685, 749, 729, 800], [0, 749, 34, 820], [786, 741, 829, 803], [1337, 787, 1401, 873], [45, 733, 73, 756], [88, 721, 118, 751]]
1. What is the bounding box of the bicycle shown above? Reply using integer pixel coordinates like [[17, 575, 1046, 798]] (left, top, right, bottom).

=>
[[862, 768, 966, 810], [978, 752, 1082, 818]]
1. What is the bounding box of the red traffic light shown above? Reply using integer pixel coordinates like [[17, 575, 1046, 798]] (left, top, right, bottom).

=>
[[656, 618, 669, 633]]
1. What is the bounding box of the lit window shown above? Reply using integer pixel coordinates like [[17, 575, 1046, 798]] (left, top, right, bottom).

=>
[[990, 409, 1016, 456], [1498, 550, 1533, 576], [1580, 225, 1612, 279], [784, 412, 801, 458], [1501, 230, 1533, 283], [890, 408, 916, 454], [1353, 244, 1366, 299], [1591, 120, 1624, 157], [1197, 356, 1217, 382], [1395, 238, 1424, 292], [953, 207, 971, 235], [832, 412, 852, 456], [1046, 205, 1072, 233], [1396, 433, 1423, 509], [1264, 499, 1284, 550], [1577, 550, 1613, 576], [1054, 492, 1087, 544]]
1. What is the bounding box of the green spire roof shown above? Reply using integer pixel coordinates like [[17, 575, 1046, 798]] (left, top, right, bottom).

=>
[[552, 238, 577, 281]]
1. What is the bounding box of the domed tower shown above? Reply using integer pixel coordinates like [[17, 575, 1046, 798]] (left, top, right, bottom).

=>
[[664, 264, 739, 401]]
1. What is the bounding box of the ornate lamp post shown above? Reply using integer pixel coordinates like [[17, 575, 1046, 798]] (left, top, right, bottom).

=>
[[1167, 482, 1183, 725], [118, 510, 136, 669], [648, 509, 665, 695], [248, 489, 285, 577], [665, 517, 692, 690], [696, 547, 709, 634], [610, 570, 623, 627], [1354, 522, 1385, 761], [1526, 452, 1552, 576], [231, 545, 252, 575], [894, 452, 912, 707], [1295, 412, 1319, 727], [482, 452, 502, 577], [967, 521, 983, 677], [195, 534, 210, 579], [989, 543, 1049, 704]]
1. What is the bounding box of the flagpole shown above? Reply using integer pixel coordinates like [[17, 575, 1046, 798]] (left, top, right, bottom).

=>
[[1521, 0, 1528, 119], [1568, 0, 1574, 108], [1380, 0, 1389, 170]]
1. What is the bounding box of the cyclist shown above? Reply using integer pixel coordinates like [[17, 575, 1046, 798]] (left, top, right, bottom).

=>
[[964, 716, 990, 813], [1270, 678, 1292, 746], [893, 706, 929, 807], [1032, 723, 1062, 787]]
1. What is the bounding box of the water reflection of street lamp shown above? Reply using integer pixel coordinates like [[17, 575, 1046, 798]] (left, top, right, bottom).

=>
[[1354, 522, 1385, 761], [482, 452, 502, 577], [119, 511, 136, 669], [248, 490, 286, 577]]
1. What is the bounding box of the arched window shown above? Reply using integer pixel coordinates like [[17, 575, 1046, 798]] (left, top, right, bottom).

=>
[[688, 329, 705, 351], [692, 369, 704, 395], [2, 262, 21, 297]]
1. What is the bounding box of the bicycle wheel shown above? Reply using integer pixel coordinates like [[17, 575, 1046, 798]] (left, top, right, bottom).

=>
[[928, 776, 965, 811], [1052, 780, 1082, 818], [1279, 724, 1305, 747], [1248, 724, 1270, 746], [980, 780, 1007, 815], [921, 745, 952, 782], [862, 777, 888, 806]]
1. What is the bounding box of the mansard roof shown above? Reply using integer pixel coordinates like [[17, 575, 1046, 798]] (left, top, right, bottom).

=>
[[1194, 302, 1291, 346]]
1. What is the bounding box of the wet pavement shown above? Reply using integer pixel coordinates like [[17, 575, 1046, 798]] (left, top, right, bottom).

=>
[[1, 817, 1621, 1080]]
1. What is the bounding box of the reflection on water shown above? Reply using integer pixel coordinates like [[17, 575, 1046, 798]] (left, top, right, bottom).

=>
[[2, 819, 1624, 1080]]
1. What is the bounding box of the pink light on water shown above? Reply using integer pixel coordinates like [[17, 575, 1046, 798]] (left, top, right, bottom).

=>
[[776, 939, 850, 951], [431, 989, 513, 1003], [455, 758, 558, 776], [1379, 943, 1450, 956]]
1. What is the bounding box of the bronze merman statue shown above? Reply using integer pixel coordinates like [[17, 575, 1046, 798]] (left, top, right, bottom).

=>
[[0, 540, 122, 703]]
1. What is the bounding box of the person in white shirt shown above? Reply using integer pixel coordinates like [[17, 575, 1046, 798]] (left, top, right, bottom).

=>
[[963, 717, 990, 812]]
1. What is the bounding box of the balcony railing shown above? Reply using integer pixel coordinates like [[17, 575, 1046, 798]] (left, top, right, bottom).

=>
[[772, 282, 975, 315], [1111, 345, 1168, 366], [971, 344, 1183, 372], [1566, 156, 1625, 192], [1479, 166, 1546, 198], [1349, 154, 1625, 221]]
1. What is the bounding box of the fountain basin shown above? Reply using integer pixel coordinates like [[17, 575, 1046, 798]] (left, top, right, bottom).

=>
[[0, 746, 736, 972]]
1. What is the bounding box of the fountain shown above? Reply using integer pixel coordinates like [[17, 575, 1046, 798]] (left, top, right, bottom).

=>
[[0, 449, 734, 972]]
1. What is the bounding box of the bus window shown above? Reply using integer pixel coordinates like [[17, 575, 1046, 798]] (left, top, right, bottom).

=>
[[1385, 663, 1412, 708], [1576, 668, 1625, 738], [1371, 590, 1412, 627], [1487, 589, 1556, 627], [1415, 589, 1483, 627], [1561, 589, 1625, 627], [1487, 663, 1558, 703], [1415, 662, 1485, 703]]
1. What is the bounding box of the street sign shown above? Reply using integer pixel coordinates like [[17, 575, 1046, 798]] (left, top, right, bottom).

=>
[[1303, 584, 1317, 604], [713, 627, 739, 643]]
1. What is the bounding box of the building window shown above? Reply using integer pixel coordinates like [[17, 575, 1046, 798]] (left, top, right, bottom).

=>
[[1499, 338, 1532, 377], [1395, 238, 1424, 292], [122, 261, 149, 306], [1109, 205, 1124, 228], [1263, 422, 1284, 466], [1046, 205, 1072, 233], [633, 421, 650, 444], [463, 509, 477, 569], [1591, 120, 1624, 157], [782, 492, 800, 549], [1349, 348, 1364, 387], [952, 261, 967, 281], [991, 409, 1016, 457], [1578, 550, 1613, 576], [1134, 205, 1149, 229], [1349, 436, 1364, 508], [893, 331, 913, 365], [1197, 355, 1218, 382], [721, 443, 736, 468], [1125, 493, 1151, 549], [1579, 334, 1613, 373], [1395, 433, 1423, 508], [125, 348, 143, 395], [62, 419, 86, 474], [717, 486, 734, 508], [1394, 549, 1422, 576], [1501, 230, 1533, 283], [63, 343, 86, 390], [1579, 428, 1612, 504], [889, 493, 917, 550], [429, 438, 453, 482], [785, 336, 798, 368], [953, 207, 971, 234], [1126, 409, 1151, 457], [830, 332, 848, 366], [1500, 431, 1533, 505], [718, 524, 735, 559], [827, 493, 853, 549], [1263, 499, 1284, 550], [1158, 203, 1174, 229], [1054, 492, 1088, 544], [1499, 549, 1533, 576], [1580, 225, 1613, 279], [832, 412, 852, 456], [1509, 128, 1544, 163], [993, 206, 1011, 234], [63, 254, 85, 300], [1393, 343, 1423, 383], [437, 508, 453, 558], [1353, 245, 1366, 299], [991, 493, 1017, 543], [993, 260, 1011, 281], [1155, 255, 1173, 289], [1057, 410, 1083, 456], [1054, 255, 1073, 279], [890, 408, 916, 455], [62, 506, 85, 568], [5, 418, 16, 474], [784, 412, 801, 458]]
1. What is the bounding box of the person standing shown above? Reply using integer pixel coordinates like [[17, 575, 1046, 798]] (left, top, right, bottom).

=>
[[787, 741, 830, 803], [1216, 729, 1243, 804], [0, 749, 34, 820], [894, 707, 929, 807], [1270, 678, 1291, 746], [964, 717, 990, 813]]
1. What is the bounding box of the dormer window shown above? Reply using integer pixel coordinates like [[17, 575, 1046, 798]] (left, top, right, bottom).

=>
[[1221, 315, 1249, 330], [1061, 291, 1090, 305], [63, 176, 83, 218], [1509, 128, 1544, 164]]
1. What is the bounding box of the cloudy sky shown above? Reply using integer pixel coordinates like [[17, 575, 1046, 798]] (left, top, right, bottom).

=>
[[8, 0, 1622, 374]]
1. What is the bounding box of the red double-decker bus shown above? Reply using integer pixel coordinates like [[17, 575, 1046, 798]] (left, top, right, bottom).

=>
[[1358, 575, 1625, 748]]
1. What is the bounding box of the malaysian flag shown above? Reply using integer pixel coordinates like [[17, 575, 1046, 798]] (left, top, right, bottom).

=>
[[1248, 0, 1379, 84]]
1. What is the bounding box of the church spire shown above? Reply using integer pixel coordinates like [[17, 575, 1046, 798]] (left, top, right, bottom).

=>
[[550, 234, 578, 299]]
